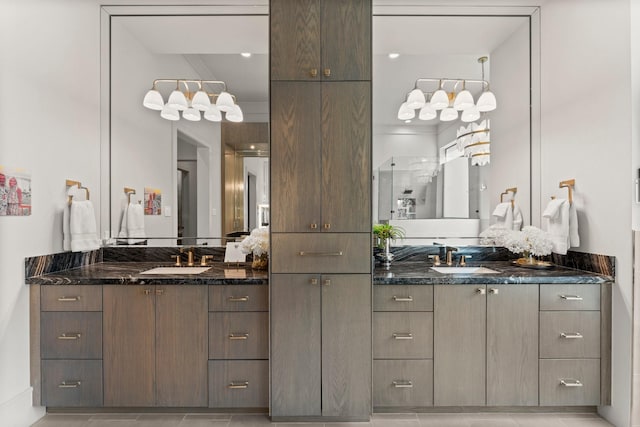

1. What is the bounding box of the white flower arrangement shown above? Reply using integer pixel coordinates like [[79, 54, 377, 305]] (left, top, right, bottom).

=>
[[239, 227, 269, 257], [480, 225, 553, 257], [479, 225, 514, 246]]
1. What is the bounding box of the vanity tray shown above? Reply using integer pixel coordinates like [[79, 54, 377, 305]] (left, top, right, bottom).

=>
[[511, 258, 554, 270]]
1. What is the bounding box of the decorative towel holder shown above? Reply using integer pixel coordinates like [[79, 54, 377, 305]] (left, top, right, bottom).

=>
[[551, 179, 575, 204], [124, 187, 137, 204], [500, 187, 517, 208], [66, 180, 90, 205]]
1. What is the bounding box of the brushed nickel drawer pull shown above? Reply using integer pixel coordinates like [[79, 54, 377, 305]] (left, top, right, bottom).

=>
[[57, 296, 80, 302], [393, 296, 413, 302], [559, 295, 583, 301], [228, 296, 249, 302], [560, 379, 583, 387], [229, 333, 249, 340], [228, 381, 249, 389], [298, 251, 343, 256], [560, 332, 584, 339], [58, 381, 81, 388], [393, 333, 413, 340], [57, 333, 81, 340], [392, 380, 413, 388]]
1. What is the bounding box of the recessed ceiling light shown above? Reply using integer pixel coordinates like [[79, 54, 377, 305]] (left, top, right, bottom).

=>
[[250, 145, 256, 149], [388, 53, 400, 59], [241, 52, 252, 58], [404, 119, 412, 124]]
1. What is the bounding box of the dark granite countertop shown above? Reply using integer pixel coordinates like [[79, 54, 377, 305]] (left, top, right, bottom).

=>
[[26, 262, 268, 285], [373, 261, 612, 285]]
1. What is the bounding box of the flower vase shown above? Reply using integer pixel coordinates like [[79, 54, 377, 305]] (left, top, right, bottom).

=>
[[251, 253, 268, 270], [376, 238, 394, 269]]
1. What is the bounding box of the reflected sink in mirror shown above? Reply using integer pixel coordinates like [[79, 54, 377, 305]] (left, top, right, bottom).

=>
[[430, 266, 499, 274], [139, 266, 212, 275]]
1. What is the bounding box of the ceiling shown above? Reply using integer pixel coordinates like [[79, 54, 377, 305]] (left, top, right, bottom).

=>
[[115, 14, 528, 127]]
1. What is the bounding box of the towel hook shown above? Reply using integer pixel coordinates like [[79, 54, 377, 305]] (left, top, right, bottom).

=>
[[559, 179, 575, 205], [499, 187, 517, 208], [124, 187, 136, 204], [66, 180, 90, 205]]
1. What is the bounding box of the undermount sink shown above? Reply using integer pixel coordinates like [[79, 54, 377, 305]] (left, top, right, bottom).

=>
[[430, 266, 499, 274], [139, 266, 212, 275]]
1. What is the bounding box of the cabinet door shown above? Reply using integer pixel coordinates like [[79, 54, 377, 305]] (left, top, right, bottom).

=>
[[270, 0, 321, 81], [322, 274, 371, 417], [155, 286, 208, 407], [434, 285, 486, 406], [321, 82, 371, 232], [103, 286, 155, 407], [271, 274, 322, 416], [271, 81, 322, 232], [321, 0, 371, 81], [487, 285, 539, 406]]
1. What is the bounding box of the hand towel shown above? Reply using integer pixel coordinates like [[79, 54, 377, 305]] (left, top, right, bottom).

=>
[[69, 200, 101, 252], [63, 204, 71, 251], [126, 203, 146, 244], [569, 203, 580, 247], [512, 203, 523, 231], [543, 198, 570, 255], [118, 203, 129, 238], [492, 202, 510, 218], [493, 202, 514, 229]]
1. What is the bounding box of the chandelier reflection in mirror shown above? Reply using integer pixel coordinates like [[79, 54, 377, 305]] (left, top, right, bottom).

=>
[[457, 119, 491, 166], [142, 79, 243, 122], [397, 56, 496, 123]]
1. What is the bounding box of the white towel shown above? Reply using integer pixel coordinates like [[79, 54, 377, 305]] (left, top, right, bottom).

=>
[[118, 203, 129, 238], [69, 200, 101, 252], [126, 203, 146, 243], [492, 202, 510, 218], [63, 204, 71, 251], [569, 203, 580, 247], [493, 202, 513, 229], [512, 203, 523, 231], [543, 198, 570, 255]]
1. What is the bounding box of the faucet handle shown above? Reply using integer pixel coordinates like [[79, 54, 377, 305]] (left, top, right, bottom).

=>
[[171, 255, 182, 267], [200, 255, 213, 266], [459, 255, 472, 266], [429, 255, 441, 266]]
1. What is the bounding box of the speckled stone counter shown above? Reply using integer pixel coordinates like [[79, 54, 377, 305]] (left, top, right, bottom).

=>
[[26, 262, 268, 285], [373, 261, 612, 285]]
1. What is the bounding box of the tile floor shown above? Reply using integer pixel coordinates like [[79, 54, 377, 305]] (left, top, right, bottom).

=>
[[32, 412, 615, 427]]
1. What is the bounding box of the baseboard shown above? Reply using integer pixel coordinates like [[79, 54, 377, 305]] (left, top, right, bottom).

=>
[[0, 388, 45, 427]]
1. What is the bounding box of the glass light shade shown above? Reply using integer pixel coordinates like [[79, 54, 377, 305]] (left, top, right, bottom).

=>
[[142, 89, 164, 110], [461, 105, 481, 123], [204, 105, 222, 122], [160, 105, 180, 121], [216, 91, 235, 112], [440, 107, 458, 122], [226, 105, 244, 122], [453, 90, 474, 111], [471, 153, 490, 166], [406, 89, 426, 109], [183, 107, 201, 122], [167, 90, 188, 111], [477, 91, 497, 112], [418, 104, 437, 120], [191, 90, 211, 111], [430, 89, 450, 110], [397, 102, 415, 120]]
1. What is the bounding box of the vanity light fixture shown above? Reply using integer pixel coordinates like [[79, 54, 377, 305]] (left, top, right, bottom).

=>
[[142, 79, 243, 122], [397, 56, 496, 123]]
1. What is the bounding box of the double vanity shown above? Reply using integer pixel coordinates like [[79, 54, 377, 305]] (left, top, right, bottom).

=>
[[26, 246, 612, 417]]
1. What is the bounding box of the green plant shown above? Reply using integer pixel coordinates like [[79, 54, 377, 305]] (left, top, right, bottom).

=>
[[373, 224, 405, 248]]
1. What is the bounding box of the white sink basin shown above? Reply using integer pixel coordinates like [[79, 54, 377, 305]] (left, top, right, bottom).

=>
[[431, 266, 499, 274], [140, 266, 212, 275]]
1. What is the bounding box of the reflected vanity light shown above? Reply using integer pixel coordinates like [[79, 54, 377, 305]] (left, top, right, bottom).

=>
[[142, 79, 243, 122]]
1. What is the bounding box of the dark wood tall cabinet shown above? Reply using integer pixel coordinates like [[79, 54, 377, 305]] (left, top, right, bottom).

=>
[[270, 0, 372, 420]]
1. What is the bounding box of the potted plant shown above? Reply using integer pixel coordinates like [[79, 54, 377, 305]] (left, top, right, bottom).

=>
[[373, 224, 405, 268]]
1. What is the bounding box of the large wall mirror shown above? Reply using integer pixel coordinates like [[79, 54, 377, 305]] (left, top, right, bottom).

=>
[[373, 9, 538, 245], [104, 7, 269, 246]]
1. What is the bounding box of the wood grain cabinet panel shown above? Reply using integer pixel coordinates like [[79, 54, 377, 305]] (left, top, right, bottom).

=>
[[209, 285, 268, 312], [209, 312, 268, 359], [539, 359, 600, 406], [41, 285, 102, 311], [209, 360, 269, 408], [373, 360, 433, 407], [42, 360, 102, 407], [373, 312, 433, 360], [540, 284, 600, 311], [540, 311, 601, 359], [41, 312, 102, 359], [373, 285, 433, 312]]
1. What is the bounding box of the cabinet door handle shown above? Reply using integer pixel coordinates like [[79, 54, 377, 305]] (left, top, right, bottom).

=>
[[560, 379, 583, 387], [228, 296, 249, 302], [228, 381, 249, 389], [323, 223, 331, 229], [57, 333, 81, 340], [229, 333, 249, 340], [393, 296, 413, 302], [57, 296, 80, 302], [299, 251, 343, 257], [309, 69, 318, 78], [560, 332, 583, 339], [323, 279, 331, 286], [489, 288, 499, 295], [143, 289, 152, 295], [310, 278, 319, 285], [559, 294, 583, 301], [58, 381, 81, 388], [155, 289, 164, 296], [477, 288, 486, 295], [393, 333, 413, 340], [392, 380, 413, 388], [310, 223, 318, 229], [323, 68, 331, 77]]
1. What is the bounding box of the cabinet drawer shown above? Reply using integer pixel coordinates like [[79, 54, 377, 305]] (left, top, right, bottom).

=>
[[209, 360, 268, 408], [539, 359, 600, 406], [374, 285, 433, 312], [540, 312, 600, 359], [42, 312, 102, 359], [540, 285, 600, 311], [373, 360, 433, 407], [42, 360, 103, 407], [271, 233, 371, 273], [373, 312, 433, 359], [209, 312, 268, 359], [209, 285, 268, 312], [42, 285, 102, 311]]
